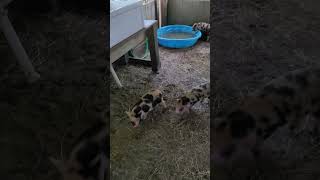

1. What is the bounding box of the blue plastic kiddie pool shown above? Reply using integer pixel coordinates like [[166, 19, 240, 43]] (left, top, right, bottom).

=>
[[157, 25, 202, 48]]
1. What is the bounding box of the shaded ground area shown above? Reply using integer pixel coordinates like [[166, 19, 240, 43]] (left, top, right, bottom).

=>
[[0, 10, 107, 180], [212, 0, 320, 179], [110, 42, 210, 179]]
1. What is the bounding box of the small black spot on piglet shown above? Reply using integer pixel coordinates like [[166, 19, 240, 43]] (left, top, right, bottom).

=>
[[152, 97, 162, 107], [134, 106, 141, 114], [143, 94, 154, 102], [141, 104, 150, 112], [135, 112, 141, 118], [181, 96, 190, 105], [144, 99, 152, 104]]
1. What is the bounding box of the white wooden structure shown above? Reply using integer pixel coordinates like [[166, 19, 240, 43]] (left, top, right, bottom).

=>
[[110, 20, 160, 88]]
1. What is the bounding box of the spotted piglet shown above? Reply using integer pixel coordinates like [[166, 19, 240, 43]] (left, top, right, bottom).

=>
[[175, 83, 210, 114], [126, 89, 166, 128]]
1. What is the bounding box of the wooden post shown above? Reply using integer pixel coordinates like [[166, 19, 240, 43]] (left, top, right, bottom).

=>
[[146, 22, 160, 72], [158, 0, 162, 27], [156, 0, 168, 27]]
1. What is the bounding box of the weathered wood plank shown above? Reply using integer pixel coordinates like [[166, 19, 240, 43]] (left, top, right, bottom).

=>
[[146, 21, 160, 72]]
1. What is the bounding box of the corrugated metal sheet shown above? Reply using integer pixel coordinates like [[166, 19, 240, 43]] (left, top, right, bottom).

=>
[[167, 0, 209, 25]]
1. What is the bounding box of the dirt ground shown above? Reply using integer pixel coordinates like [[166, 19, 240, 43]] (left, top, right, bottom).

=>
[[211, 0, 320, 179], [0, 9, 107, 180], [110, 42, 210, 179]]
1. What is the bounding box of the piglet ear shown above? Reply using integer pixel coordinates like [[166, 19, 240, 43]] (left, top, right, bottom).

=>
[[49, 157, 64, 173]]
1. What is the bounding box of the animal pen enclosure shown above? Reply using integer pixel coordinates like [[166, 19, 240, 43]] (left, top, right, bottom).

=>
[[110, 0, 210, 179]]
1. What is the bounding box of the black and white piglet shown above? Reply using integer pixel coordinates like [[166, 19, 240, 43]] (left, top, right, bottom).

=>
[[126, 89, 166, 128]]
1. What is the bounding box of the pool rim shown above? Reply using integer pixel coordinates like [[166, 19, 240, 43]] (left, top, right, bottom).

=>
[[157, 25, 202, 41]]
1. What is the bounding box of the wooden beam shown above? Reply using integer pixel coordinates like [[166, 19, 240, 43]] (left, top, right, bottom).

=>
[[146, 21, 160, 72]]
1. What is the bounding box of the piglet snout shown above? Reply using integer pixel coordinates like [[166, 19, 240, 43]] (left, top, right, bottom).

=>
[[131, 121, 139, 128]]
